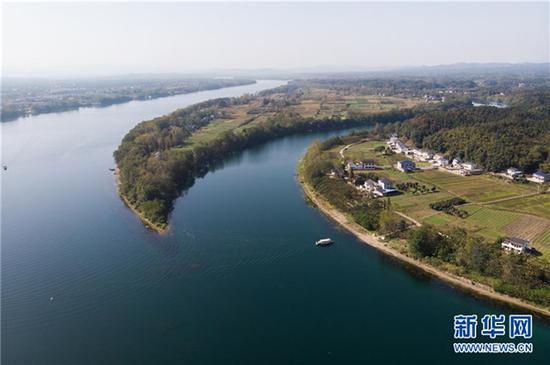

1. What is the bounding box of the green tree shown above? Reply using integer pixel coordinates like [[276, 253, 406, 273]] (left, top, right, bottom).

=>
[[408, 225, 441, 257]]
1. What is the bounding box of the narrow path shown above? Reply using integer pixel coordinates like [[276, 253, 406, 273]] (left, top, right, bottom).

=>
[[339, 144, 354, 159], [481, 191, 541, 206], [394, 211, 422, 227]]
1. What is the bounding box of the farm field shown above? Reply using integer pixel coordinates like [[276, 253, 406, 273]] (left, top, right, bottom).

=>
[[489, 193, 550, 219], [411, 169, 535, 203], [341, 139, 550, 259], [179, 91, 422, 152], [345, 143, 412, 168], [392, 191, 454, 220], [534, 228, 550, 258]]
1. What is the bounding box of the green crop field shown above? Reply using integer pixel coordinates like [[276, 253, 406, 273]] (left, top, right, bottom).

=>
[[346, 143, 409, 168], [490, 193, 550, 219], [462, 207, 520, 240], [391, 191, 454, 219], [466, 206, 517, 226], [534, 228, 550, 258], [412, 170, 534, 203], [423, 214, 455, 226], [420, 205, 546, 244]]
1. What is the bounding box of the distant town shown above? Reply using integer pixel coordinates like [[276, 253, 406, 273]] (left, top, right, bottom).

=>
[[0, 77, 255, 122]]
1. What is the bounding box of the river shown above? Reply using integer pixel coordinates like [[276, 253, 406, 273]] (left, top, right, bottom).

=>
[[2, 80, 549, 364]]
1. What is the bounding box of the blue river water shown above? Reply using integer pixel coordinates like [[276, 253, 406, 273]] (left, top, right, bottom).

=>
[[2, 80, 549, 364]]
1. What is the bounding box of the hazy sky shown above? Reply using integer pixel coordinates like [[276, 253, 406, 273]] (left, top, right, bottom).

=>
[[2, 1, 549, 77]]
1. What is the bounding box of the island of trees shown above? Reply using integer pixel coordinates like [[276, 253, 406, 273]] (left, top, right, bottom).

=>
[[114, 82, 420, 231]]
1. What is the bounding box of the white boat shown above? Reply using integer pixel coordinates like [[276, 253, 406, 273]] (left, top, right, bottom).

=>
[[315, 238, 334, 246]]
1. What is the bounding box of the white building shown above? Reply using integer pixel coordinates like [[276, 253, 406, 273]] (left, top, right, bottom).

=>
[[363, 178, 397, 196], [396, 160, 416, 172], [433, 154, 449, 167], [388, 136, 399, 146], [501, 237, 531, 254], [395, 141, 409, 153], [346, 160, 377, 171], [419, 149, 434, 161], [532, 171, 550, 183], [506, 167, 522, 179], [462, 161, 478, 171], [363, 179, 378, 192], [460, 161, 483, 175], [378, 178, 394, 191]]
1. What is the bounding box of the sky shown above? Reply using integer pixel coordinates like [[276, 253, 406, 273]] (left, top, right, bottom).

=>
[[2, 1, 549, 77]]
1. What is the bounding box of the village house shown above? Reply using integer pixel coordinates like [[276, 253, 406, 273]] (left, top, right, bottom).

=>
[[329, 167, 346, 178], [452, 157, 462, 168], [387, 135, 399, 147], [346, 160, 377, 171], [362, 178, 397, 197], [363, 160, 377, 170], [378, 178, 394, 191], [418, 149, 434, 161], [394, 140, 409, 154], [386, 136, 409, 154], [362, 179, 378, 192], [406, 148, 426, 161], [396, 160, 416, 172], [346, 161, 363, 171], [409, 148, 422, 158], [433, 154, 450, 167], [460, 161, 483, 176], [462, 161, 477, 171], [532, 170, 550, 183], [501, 237, 531, 254], [506, 167, 523, 179]]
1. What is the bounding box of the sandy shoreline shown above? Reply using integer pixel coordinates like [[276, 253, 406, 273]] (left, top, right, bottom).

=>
[[299, 172, 550, 319], [114, 167, 169, 234]]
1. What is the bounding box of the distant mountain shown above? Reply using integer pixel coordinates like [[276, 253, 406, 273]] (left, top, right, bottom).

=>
[[3, 63, 548, 82], [181, 63, 550, 80]]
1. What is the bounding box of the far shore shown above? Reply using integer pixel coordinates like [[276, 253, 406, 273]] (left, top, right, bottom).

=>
[[114, 168, 169, 234], [298, 161, 550, 319]]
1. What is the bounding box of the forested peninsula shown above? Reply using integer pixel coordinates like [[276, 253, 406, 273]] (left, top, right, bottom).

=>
[[114, 82, 426, 231]]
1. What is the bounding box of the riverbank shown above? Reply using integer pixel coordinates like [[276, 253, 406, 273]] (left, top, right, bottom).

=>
[[114, 168, 169, 234], [1, 79, 257, 123], [297, 159, 550, 319]]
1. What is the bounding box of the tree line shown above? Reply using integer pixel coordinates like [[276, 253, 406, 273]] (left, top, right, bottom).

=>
[[383, 90, 550, 172]]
